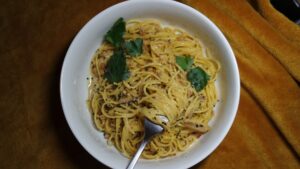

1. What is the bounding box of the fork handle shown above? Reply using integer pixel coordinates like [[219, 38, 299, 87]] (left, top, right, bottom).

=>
[[126, 140, 148, 169]]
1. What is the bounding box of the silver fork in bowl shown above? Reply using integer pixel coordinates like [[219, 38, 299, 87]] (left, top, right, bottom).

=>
[[126, 118, 164, 169]]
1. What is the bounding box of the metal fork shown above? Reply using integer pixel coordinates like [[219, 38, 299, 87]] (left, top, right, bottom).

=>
[[126, 118, 164, 169]]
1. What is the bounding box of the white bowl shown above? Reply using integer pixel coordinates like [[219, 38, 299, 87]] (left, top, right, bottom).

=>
[[60, 0, 240, 168]]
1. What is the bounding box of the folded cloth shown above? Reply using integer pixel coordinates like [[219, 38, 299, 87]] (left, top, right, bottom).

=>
[[180, 0, 300, 168], [193, 88, 300, 168], [254, 0, 300, 47]]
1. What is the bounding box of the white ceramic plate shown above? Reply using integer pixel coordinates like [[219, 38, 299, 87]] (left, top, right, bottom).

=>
[[60, 1, 240, 169]]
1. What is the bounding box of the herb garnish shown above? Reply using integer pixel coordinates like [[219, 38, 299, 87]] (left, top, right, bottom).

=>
[[175, 55, 210, 91], [104, 50, 130, 83], [125, 38, 143, 57], [176, 55, 193, 71], [103, 18, 144, 84], [187, 67, 210, 92], [104, 18, 126, 48]]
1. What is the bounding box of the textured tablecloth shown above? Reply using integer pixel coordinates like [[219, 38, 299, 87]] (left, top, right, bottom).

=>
[[0, 0, 299, 168]]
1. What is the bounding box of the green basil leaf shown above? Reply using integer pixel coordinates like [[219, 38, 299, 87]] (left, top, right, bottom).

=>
[[104, 18, 125, 48], [104, 50, 130, 83], [176, 56, 193, 71], [125, 38, 143, 57], [187, 67, 210, 91]]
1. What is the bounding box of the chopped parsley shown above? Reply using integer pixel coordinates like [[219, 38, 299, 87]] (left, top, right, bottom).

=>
[[125, 38, 143, 57], [187, 67, 210, 92], [175, 55, 210, 91], [104, 18, 126, 48], [176, 55, 193, 71], [104, 50, 130, 83], [103, 18, 144, 83]]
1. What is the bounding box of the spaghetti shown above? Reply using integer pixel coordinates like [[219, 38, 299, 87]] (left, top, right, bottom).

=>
[[87, 19, 220, 159]]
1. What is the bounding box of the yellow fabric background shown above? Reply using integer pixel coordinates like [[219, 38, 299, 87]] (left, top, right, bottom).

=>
[[0, 0, 299, 168]]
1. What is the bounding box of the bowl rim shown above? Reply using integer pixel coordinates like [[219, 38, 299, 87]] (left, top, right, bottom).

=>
[[60, 0, 240, 168]]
